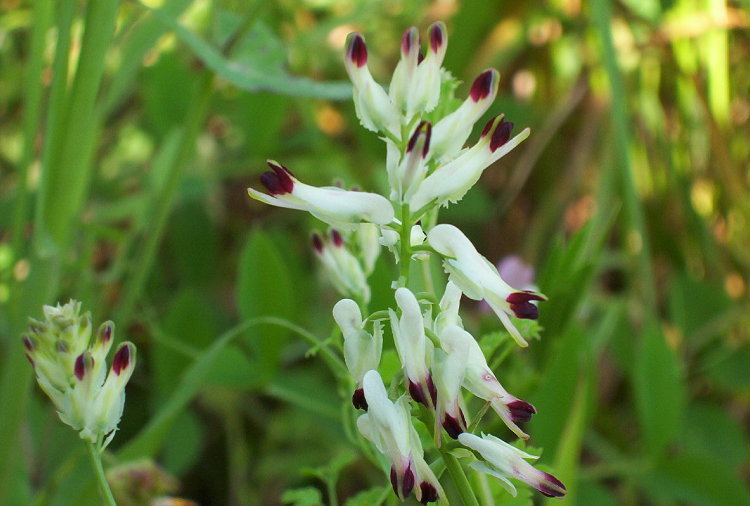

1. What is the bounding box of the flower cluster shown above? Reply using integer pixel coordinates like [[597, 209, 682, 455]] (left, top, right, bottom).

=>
[[22, 300, 136, 449], [248, 23, 564, 503]]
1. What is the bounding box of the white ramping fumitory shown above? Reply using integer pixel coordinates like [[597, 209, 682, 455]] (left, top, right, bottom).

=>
[[247, 160, 395, 229], [410, 115, 531, 211], [429, 68, 500, 161], [458, 433, 567, 498], [312, 230, 370, 303], [22, 301, 136, 448], [332, 299, 383, 410], [344, 33, 400, 136], [439, 324, 536, 440], [357, 370, 444, 504], [389, 287, 435, 407], [427, 224, 546, 347], [246, 21, 565, 503]]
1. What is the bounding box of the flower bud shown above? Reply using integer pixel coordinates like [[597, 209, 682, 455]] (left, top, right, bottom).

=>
[[390, 288, 435, 407], [390, 121, 431, 200], [411, 22, 447, 114], [431, 69, 500, 161], [344, 33, 400, 136], [332, 299, 382, 409], [312, 230, 371, 304]]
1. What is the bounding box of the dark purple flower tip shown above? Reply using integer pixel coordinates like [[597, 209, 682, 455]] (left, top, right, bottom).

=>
[[390, 463, 416, 500], [22, 336, 34, 352], [351, 387, 368, 410], [100, 323, 113, 344], [402, 464, 415, 498], [428, 22, 445, 53], [507, 399, 536, 423], [490, 120, 514, 152], [506, 291, 546, 319], [417, 50, 424, 64], [260, 161, 294, 195], [74, 353, 86, 380], [426, 374, 437, 405], [419, 482, 439, 504], [470, 69, 497, 102], [480, 116, 497, 138], [112, 345, 131, 375], [407, 121, 432, 157], [442, 412, 466, 439], [402, 27, 419, 55], [537, 472, 567, 497], [409, 377, 437, 407], [311, 233, 324, 253], [347, 33, 368, 67], [331, 229, 344, 247]]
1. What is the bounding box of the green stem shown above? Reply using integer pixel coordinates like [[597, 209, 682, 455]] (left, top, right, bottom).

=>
[[85, 442, 116, 506], [440, 449, 480, 506], [398, 203, 412, 286]]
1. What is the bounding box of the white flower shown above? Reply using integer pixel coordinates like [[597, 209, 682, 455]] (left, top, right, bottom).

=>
[[410, 115, 531, 211], [248, 160, 394, 229], [344, 33, 400, 136], [389, 22, 447, 119], [312, 230, 370, 303], [357, 370, 444, 503], [432, 345, 468, 441], [389, 287, 435, 407], [387, 121, 431, 200], [458, 432, 567, 498], [430, 69, 501, 161], [23, 301, 136, 448], [439, 325, 535, 440], [332, 299, 382, 409], [426, 224, 546, 347]]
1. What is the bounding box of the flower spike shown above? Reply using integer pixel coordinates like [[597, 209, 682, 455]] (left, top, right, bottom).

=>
[[23, 301, 136, 446], [426, 224, 545, 346], [248, 160, 395, 230]]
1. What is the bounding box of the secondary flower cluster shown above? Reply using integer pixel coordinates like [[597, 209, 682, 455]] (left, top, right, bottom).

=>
[[248, 22, 565, 503], [22, 300, 136, 448]]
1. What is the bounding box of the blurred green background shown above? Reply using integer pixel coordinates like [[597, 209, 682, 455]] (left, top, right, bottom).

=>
[[1, 0, 749, 504]]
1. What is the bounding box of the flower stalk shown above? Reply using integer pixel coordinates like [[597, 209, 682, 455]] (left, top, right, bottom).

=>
[[248, 21, 564, 503]]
